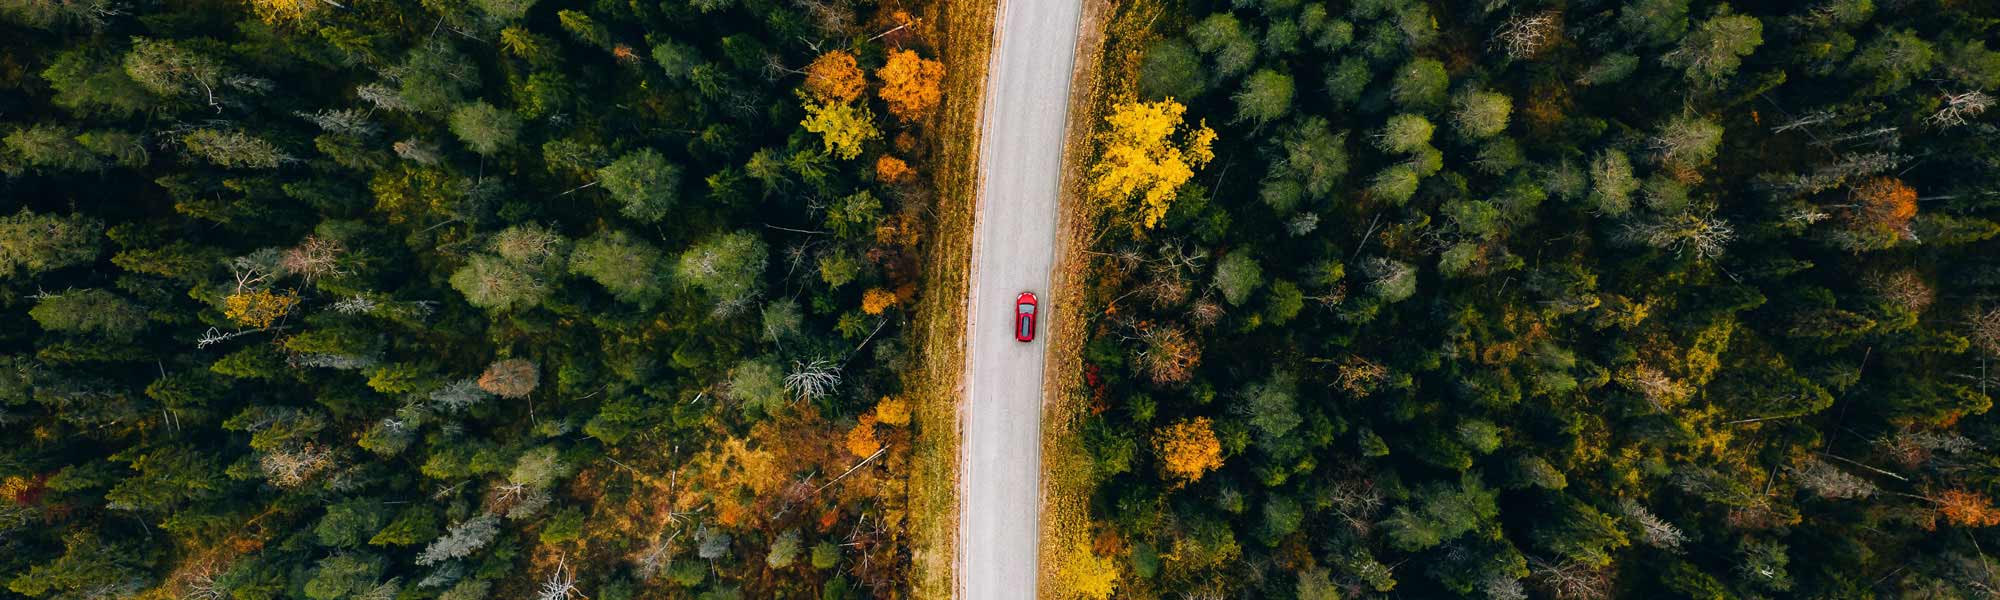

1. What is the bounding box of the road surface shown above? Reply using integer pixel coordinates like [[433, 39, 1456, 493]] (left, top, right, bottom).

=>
[[957, 0, 1083, 594]]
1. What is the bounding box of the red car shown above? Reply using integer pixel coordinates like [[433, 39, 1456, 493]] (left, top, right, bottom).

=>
[[1015, 292, 1038, 342]]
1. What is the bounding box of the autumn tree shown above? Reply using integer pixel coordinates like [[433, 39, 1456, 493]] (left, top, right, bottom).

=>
[[1088, 99, 1216, 229], [477, 358, 539, 398], [248, 0, 333, 24], [800, 95, 879, 160], [1936, 489, 2000, 528], [874, 154, 912, 184], [1153, 417, 1223, 487], [875, 50, 943, 122], [804, 50, 865, 103], [224, 288, 301, 328], [1848, 176, 1917, 236]]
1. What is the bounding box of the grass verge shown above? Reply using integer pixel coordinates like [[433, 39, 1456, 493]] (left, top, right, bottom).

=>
[[1037, 0, 1159, 595], [904, 0, 993, 595]]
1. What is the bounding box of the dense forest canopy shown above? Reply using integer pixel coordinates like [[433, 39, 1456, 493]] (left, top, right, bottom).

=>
[[0, 0, 945, 597], [1073, 0, 2000, 597]]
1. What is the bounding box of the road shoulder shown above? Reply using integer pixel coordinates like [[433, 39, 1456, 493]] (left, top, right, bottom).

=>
[[1035, 0, 1118, 595], [906, 0, 996, 595]]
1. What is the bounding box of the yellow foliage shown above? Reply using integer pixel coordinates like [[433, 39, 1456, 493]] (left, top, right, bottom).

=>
[[804, 51, 867, 103], [800, 95, 880, 160], [845, 413, 882, 458], [874, 396, 911, 426], [875, 154, 913, 184], [1058, 541, 1120, 600], [223, 289, 300, 329], [875, 50, 944, 122], [248, 0, 325, 23], [1152, 417, 1223, 488], [861, 288, 899, 315], [1089, 99, 1215, 229]]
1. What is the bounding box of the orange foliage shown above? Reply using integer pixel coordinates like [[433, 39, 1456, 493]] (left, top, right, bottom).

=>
[[861, 287, 900, 314], [1851, 177, 1918, 231], [804, 50, 867, 103], [1938, 489, 2000, 528], [875, 49, 944, 122], [845, 413, 882, 458], [875, 154, 913, 184], [611, 44, 640, 63], [1152, 417, 1223, 488]]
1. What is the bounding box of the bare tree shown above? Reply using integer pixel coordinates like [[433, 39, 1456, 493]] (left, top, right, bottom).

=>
[[1790, 457, 1878, 499], [1927, 90, 1993, 129], [785, 359, 842, 402], [1617, 213, 1735, 260], [535, 557, 581, 600], [1617, 498, 1687, 551], [1532, 557, 1612, 600], [1491, 11, 1559, 60]]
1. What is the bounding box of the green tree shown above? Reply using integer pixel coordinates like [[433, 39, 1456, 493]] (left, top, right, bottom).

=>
[[41, 49, 153, 117], [1451, 90, 1512, 139], [1850, 29, 1935, 96], [598, 149, 682, 223], [1617, 0, 1690, 47], [5, 124, 99, 171], [1139, 38, 1209, 101], [677, 231, 768, 311], [1391, 58, 1448, 112], [29, 289, 145, 339], [1233, 69, 1294, 125], [1189, 13, 1258, 78], [1267, 116, 1347, 199], [1213, 251, 1263, 306], [448, 101, 521, 155], [1664, 14, 1763, 85], [0, 209, 101, 276], [569, 229, 665, 304], [7, 534, 151, 600], [1375, 114, 1433, 154], [450, 254, 548, 311]]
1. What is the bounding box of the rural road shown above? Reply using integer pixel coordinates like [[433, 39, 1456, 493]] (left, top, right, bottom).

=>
[[957, 0, 1084, 593]]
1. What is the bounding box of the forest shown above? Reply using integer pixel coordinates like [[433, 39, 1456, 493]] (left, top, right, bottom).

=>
[[0, 0, 946, 597], [1072, 0, 2000, 597]]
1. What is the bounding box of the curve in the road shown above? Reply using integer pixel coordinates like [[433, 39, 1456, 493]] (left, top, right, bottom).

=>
[[956, 0, 1084, 595]]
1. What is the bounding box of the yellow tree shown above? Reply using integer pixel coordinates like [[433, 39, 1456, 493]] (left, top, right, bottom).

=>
[[223, 288, 299, 328], [1089, 99, 1215, 229], [1059, 541, 1119, 600], [874, 396, 910, 426], [248, 0, 336, 23], [875, 50, 944, 122], [800, 95, 880, 160], [804, 50, 867, 103], [1152, 417, 1223, 487]]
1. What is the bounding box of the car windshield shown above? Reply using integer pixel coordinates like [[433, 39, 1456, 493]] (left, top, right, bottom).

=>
[[1018, 302, 1035, 315]]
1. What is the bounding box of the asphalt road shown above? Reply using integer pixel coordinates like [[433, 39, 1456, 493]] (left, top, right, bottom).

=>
[[957, 0, 1083, 594]]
